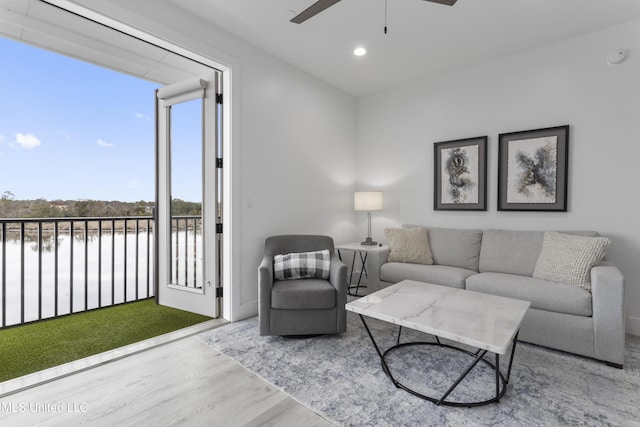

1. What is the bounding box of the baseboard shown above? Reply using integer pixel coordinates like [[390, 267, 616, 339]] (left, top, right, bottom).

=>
[[627, 315, 640, 337], [231, 300, 258, 322]]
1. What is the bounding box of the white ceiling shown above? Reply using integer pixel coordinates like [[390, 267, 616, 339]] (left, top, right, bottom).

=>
[[170, 0, 640, 97]]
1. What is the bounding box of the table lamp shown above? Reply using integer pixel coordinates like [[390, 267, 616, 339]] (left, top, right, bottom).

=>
[[354, 191, 383, 246]]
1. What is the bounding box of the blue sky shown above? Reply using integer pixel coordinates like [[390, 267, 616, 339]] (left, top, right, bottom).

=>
[[0, 37, 169, 202]]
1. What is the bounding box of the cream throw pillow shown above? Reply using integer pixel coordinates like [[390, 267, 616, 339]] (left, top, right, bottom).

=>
[[384, 227, 433, 265], [533, 231, 610, 291]]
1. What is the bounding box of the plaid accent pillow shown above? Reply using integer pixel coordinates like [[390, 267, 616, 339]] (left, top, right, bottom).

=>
[[273, 250, 331, 280]]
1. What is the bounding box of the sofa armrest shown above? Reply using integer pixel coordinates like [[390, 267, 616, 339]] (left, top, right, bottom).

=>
[[258, 255, 274, 335], [329, 255, 348, 296], [365, 246, 390, 293], [591, 261, 625, 366]]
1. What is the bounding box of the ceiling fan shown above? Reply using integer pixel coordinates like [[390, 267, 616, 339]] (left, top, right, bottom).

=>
[[290, 0, 458, 24]]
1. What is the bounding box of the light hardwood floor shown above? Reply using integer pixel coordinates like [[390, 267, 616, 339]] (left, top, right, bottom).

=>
[[0, 334, 335, 427]]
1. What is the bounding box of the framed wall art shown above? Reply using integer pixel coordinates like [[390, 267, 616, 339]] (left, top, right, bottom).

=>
[[434, 136, 487, 211], [497, 125, 569, 211]]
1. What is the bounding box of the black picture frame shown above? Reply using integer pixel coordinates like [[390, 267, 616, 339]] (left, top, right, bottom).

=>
[[434, 136, 487, 211], [497, 125, 569, 212]]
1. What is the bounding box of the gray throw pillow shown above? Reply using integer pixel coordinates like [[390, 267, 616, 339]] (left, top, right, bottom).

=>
[[533, 231, 610, 291], [384, 227, 433, 265]]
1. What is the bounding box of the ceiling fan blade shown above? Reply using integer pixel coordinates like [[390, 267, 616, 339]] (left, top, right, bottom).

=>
[[424, 0, 458, 5], [290, 0, 342, 24]]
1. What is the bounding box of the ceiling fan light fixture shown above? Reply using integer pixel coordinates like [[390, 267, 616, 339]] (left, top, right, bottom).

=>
[[354, 47, 367, 56], [291, 0, 457, 25]]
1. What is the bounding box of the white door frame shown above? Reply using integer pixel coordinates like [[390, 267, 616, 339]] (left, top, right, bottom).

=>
[[155, 74, 220, 317]]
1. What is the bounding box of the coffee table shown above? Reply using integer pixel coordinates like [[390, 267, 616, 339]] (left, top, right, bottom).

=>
[[345, 280, 530, 406]]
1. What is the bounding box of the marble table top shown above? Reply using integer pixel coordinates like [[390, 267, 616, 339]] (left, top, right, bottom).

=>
[[345, 280, 530, 354]]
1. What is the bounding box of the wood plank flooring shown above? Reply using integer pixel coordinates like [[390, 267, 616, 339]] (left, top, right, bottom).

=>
[[0, 335, 335, 427]]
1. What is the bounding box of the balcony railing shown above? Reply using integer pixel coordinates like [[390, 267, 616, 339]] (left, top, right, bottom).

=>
[[170, 216, 203, 289], [0, 216, 160, 329]]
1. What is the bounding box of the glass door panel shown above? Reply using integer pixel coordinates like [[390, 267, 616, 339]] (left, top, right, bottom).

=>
[[169, 99, 203, 290], [155, 74, 219, 317]]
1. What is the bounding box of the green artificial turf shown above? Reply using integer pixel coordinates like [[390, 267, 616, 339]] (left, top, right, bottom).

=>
[[0, 299, 212, 382]]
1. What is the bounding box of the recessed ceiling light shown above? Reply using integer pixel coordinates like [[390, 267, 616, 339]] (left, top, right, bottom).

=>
[[354, 47, 367, 57]]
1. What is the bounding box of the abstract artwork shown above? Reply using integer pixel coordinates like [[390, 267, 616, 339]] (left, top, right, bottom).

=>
[[498, 125, 569, 211], [434, 136, 487, 211]]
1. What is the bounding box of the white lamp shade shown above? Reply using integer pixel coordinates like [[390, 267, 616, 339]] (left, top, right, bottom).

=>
[[354, 191, 383, 211]]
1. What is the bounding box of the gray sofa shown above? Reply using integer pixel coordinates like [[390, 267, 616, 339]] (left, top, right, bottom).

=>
[[366, 227, 626, 367]]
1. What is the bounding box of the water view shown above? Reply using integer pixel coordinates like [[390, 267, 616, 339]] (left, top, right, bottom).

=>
[[0, 219, 202, 328], [1, 36, 206, 328]]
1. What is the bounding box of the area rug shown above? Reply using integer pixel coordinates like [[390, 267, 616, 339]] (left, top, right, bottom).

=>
[[197, 313, 640, 426]]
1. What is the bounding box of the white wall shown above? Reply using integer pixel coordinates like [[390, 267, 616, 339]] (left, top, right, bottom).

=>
[[357, 20, 640, 335], [71, 0, 358, 321], [57, 1, 639, 332]]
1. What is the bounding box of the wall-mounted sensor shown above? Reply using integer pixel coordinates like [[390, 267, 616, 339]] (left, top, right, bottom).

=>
[[607, 49, 628, 65]]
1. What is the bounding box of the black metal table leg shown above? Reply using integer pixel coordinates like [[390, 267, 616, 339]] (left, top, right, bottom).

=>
[[505, 331, 520, 384], [358, 314, 520, 407], [353, 252, 368, 295], [359, 315, 398, 386], [495, 353, 500, 403], [436, 349, 488, 405], [339, 248, 368, 297]]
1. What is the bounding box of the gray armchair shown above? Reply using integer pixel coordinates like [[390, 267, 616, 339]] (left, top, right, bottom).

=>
[[258, 235, 348, 336]]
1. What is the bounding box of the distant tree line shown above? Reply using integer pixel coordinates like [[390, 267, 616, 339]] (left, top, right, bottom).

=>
[[0, 196, 153, 219], [169, 199, 202, 216], [0, 191, 201, 219]]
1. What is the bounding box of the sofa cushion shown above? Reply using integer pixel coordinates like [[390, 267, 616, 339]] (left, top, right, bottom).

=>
[[274, 250, 330, 280], [533, 231, 610, 292], [385, 227, 433, 264], [479, 229, 544, 276], [380, 262, 475, 289], [478, 229, 600, 276], [466, 272, 592, 317], [404, 225, 482, 271], [271, 278, 336, 309]]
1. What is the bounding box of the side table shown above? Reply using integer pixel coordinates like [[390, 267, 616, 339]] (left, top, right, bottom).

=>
[[335, 242, 388, 297]]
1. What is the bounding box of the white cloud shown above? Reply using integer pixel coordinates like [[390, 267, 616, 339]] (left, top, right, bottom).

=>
[[135, 112, 151, 121], [15, 133, 41, 149], [96, 138, 114, 148], [0, 134, 4, 143]]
